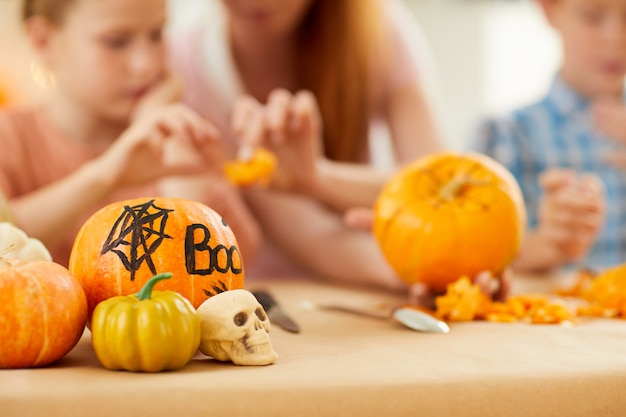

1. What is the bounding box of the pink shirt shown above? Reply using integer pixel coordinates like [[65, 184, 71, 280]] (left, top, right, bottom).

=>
[[0, 106, 157, 266]]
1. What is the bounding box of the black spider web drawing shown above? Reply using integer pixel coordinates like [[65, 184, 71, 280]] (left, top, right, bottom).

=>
[[101, 200, 174, 281]]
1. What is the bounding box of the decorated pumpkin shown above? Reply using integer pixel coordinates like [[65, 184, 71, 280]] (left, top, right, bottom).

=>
[[374, 152, 526, 292], [69, 197, 244, 316], [0, 258, 87, 368]]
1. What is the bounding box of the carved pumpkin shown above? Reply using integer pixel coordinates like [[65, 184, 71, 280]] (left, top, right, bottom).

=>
[[0, 258, 87, 368], [69, 197, 244, 316], [374, 152, 526, 292]]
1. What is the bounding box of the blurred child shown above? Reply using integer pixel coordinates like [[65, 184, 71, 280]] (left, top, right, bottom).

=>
[[471, 0, 625, 272], [0, 0, 261, 266]]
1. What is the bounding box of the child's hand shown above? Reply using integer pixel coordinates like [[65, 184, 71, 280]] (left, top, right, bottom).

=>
[[344, 207, 377, 231], [536, 169, 605, 263], [593, 98, 626, 144], [96, 103, 225, 188], [407, 269, 512, 309], [233, 89, 323, 192]]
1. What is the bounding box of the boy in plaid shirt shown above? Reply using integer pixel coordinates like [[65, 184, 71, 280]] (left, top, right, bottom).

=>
[[473, 0, 626, 272]]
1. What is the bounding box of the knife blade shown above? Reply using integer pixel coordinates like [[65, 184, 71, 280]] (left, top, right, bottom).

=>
[[253, 290, 301, 334]]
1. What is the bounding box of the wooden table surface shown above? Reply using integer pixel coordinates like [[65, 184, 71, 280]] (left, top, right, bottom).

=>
[[2, 274, 626, 417]]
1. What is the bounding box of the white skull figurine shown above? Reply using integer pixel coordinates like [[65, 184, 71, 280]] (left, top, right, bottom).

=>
[[197, 289, 278, 365]]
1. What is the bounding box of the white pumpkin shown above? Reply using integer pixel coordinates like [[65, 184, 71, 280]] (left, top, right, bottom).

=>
[[0, 222, 52, 261]]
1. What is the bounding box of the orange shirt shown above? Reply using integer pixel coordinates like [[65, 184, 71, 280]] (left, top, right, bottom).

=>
[[0, 106, 157, 266]]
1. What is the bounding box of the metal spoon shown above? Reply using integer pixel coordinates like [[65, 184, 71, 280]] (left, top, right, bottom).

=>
[[301, 301, 450, 334], [393, 305, 450, 333]]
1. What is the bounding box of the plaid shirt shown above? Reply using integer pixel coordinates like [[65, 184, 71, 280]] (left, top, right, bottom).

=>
[[471, 77, 626, 269]]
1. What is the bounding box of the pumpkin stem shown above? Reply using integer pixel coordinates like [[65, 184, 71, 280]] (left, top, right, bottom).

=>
[[136, 272, 173, 301], [439, 175, 489, 202]]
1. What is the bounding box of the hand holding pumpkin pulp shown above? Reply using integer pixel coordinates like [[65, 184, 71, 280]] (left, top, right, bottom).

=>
[[224, 148, 277, 187], [374, 152, 526, 292]]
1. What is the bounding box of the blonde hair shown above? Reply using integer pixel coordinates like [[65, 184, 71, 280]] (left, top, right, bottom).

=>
[[22, 0, 76, 24], [296, 0, 384, 163]]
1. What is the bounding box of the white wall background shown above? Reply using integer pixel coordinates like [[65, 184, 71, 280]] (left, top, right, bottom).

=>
[[0, 0, 561, 150], [406, 0, 560, 149]]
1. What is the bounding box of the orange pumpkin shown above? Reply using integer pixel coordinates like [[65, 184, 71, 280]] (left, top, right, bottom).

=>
[[0, 258, 87, 368], [69, 197, 244, 316], [374, 152, 526, 292]]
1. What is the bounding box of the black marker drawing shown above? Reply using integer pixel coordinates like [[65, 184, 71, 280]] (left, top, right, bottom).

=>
[[203, 281, 229, 297], [185, 223, 243, 275], [101, 200, 174, 281]]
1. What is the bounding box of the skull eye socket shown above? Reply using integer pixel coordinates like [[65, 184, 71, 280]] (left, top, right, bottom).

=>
[[255, 308, 267, 321], [234, 312, 248, 326]]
